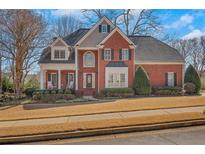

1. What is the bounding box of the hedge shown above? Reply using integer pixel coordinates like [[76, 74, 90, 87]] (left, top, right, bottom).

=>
[[102, 88, 134, 98], [152, 86, 182, 96], [184, 65, 201, 94], [133, 67, 151, 95]]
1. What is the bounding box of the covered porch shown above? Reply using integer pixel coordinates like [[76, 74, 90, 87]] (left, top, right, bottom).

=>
[[40, 64, 76, 90]]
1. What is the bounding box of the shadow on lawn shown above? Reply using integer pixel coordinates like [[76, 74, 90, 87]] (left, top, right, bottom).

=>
[[22, 99, 117, 110]]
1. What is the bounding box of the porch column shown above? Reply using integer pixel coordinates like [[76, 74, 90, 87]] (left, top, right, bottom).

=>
[[40, 69, 44, 89], [75, 47, 78, 90], [58, 69, 61, 89]]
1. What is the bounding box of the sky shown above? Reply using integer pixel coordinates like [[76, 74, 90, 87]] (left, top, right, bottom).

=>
[[36, 9, 205, 40]]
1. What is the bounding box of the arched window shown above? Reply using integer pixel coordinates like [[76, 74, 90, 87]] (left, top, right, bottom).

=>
[[83, 51, 95, 67]]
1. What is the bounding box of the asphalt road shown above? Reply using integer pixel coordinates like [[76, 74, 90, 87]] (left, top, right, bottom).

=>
[[26, 125, 205, 145]]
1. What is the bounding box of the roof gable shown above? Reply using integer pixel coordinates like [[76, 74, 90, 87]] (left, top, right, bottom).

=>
[[76, 16, 115, 47], [50, 37, 69, 47], [99, 27, 135, 46]]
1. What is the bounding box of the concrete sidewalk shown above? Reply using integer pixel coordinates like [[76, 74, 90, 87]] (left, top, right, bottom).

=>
[[0, 106, 204, 128]]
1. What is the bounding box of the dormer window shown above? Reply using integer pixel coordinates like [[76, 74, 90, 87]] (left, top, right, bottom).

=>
[[102, 24, 108, 33], [99, 24, 110, 33], [54, 50, 66, 59]]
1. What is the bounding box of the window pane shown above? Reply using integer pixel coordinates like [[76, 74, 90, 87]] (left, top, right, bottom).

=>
[[120, 74, 125, 87], [168, 72, 174, 87], [102, 25, 107, 33], [60, 50, 65, 59], [104, 49, 111, 60], [84, 52, 94, 67], [122, 49, 128, 60], [54, 50, 59, 59]]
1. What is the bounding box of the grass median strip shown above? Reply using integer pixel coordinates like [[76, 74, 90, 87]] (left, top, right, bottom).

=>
[[0, 112, 205, 138], [1, 96, 205, 121]]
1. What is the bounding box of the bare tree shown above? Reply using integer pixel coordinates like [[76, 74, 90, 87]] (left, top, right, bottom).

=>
[[81, 9, 161, 36], [52, 15, 83, 37], [81, 9, 124, 26], [0, 10, 48, 97], [171, 37, 205, 76]]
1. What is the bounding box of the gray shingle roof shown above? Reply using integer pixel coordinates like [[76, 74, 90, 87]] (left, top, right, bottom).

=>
[[106, 61, 128, 67], [129, 36, 185, 63], [39, 28, 185, 64], [39, 29, 90, 64], [63, 28, 90, 46], [38, 47, 75, 64]]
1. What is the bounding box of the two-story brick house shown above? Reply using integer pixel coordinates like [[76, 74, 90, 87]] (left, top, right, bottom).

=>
[[39, 16, 185, 96]]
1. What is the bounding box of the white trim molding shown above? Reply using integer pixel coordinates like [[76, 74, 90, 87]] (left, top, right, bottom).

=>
[[40, 64, 75, 70], [135, 61, 185, 65], [50, 37, 69, 48]]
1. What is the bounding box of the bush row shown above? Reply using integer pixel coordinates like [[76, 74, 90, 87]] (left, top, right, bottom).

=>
[[152, 86, 183, 96], [33, 93, 75, 103], [25, 88, 72, 97], [100, 88, 134, 98]]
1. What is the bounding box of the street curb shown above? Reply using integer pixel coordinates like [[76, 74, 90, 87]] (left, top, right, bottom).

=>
[[1, 118, 205, 144]]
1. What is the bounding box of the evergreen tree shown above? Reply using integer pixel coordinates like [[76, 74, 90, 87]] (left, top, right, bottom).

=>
[[184, 65, 201, 94], [133, 66, 151, 95]]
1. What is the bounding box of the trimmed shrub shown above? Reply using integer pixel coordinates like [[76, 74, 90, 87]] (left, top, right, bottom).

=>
[[133, 67, 151, 95], [102, 88, 134, 98], [184, 82, 196, 94], [24, 88, 36, 97], [152, 86, 182, 96], [32, 93, 76, 103], [184, 65, 201, 94]]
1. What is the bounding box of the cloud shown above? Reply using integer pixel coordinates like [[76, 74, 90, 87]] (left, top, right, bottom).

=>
[[182, 29, 204, 40], [52, 9, 82, 17], [166, 14, 194, 29]]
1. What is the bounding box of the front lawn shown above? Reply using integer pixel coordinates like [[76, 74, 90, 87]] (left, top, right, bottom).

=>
[[0, 96, 205, 121], [0, 112, 204, 138]]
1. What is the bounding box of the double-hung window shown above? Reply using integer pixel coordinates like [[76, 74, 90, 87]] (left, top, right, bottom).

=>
[[101, 24, 108, 33], [104, 48, 112, 61], [167, 72, 175, 87], [108, 73, 126, 88], [54, 50, 66, 59], [121, 49, 129, 60]]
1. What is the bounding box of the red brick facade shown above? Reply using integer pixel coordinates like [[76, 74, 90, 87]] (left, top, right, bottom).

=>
[[77, 50, 98, 95], [136, 64, 183, 87], [98, 31, 135, 91]]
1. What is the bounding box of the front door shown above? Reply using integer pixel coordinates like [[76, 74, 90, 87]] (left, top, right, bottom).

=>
[[67, 73, 74, 89], [86, 74, 92, 88]]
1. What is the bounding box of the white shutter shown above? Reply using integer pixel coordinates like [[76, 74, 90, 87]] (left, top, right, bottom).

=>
[[83, 73, 86, 88], [92, 73, 95, 88]]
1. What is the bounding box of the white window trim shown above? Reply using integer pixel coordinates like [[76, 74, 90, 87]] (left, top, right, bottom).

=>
[[104, 48, 112, 61], [83, 51, 95, 68], [51, 46, 69, 60], [121, 48, 129, 61], [105, 67, 128, 88], [48, 73, 58, 88], [167, 72, 175, 87], [101, 24, 108, 33]]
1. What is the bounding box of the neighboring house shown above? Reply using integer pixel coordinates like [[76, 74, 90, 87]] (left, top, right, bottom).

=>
[[39, 16, 185, 96]]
